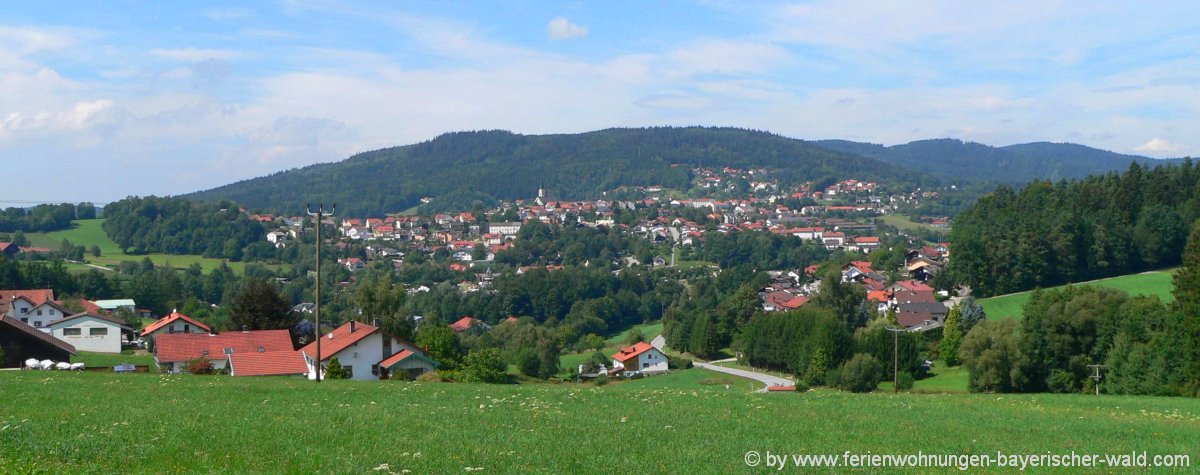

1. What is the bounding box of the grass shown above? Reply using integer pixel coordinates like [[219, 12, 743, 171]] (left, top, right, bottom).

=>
[[1, 371, 1197, 473], [70, 351, 155, 368], [25, 219, 275, 274], [879, 214, 949, 233], [979, 269, 1177, 320], [605, 321, 663, 345]]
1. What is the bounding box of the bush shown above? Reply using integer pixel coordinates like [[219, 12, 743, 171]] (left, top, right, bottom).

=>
[[896, 371, 914, 390], [667, 354, 693, 370], [325, 357, 348, 379], [593, 375, 610, 386], [840, 353, 884, 393], [415, 371, 442, 382], [461, 349, 508, 384], [824, 367, 843, 389], [186, 357, 213, 375]]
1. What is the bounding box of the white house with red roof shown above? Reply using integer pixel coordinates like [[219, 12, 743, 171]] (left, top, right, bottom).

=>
[[48, 312, 132, 353], [449, 316, 490, 333], [0, 289, 57, 328], [611, 341, 668, 375], [154, 329, 296, 373], [300, 321, 437, 381], [142, 310, 212, 339]]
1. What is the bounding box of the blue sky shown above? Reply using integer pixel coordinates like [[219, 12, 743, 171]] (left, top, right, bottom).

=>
[[2, 1, 1198, 203]]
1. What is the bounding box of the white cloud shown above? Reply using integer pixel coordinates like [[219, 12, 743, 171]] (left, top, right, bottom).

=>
[[547, 17, 588, 40], [150, 48, 243, 61], [1134, 138, 1187, 156]]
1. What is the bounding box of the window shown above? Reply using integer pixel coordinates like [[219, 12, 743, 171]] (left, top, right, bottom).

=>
[[34, 321, 42, 327], [49, 309, 56, 315], [183, 324, 190, 332], [344, 366, 354, 378], [90, 327, 107, 336], [36, 309, 42, 316], [20, 307, 28, 314], [64, 328, 81, 336], [643, 362, 650, 368], [20, 318, 28, 323], [371, 364, 380, 376]]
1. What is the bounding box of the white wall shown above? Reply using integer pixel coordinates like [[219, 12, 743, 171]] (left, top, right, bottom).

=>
[[51, 316, 123, 353], [149, 320, 207, 338], [306, 333, 427, 381], [25, 303, 65, 331]]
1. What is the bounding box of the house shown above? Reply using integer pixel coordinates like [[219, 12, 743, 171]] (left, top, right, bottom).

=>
[[0, 242, 20, 257], [141, 310, 212, 339], [48, 312, 132, 354], [0, 289, 56, 322], [154, 329, 296, 373], [611, 341, 668, 375], [342, 257, 365, 272], [853, 236, 881, 251], [92, 299, 137, 314], [10, 298, 72, 331], [300, 321, 437, 381], [897, 302, 950, 329], [0, 314, 75, 367], [449, 316, 490, 333]]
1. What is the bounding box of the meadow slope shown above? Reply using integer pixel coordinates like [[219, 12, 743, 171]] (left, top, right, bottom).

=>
[[1, 371, 1196, 474]]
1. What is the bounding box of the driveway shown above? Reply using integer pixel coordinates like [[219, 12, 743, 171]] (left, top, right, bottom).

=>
[[694, 359, 795, 393]]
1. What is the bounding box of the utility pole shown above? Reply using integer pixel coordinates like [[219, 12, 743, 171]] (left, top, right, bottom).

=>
[[306, 203, 334, 382], [885, 326, 905, 393], [1087, 364, 1107, 395]]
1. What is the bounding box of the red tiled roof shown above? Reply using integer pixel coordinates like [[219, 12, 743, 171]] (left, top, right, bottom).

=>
[[80, 300, 104, 314], [228, 350, 307, 376], [894, 280, 934, 292], [777, 296, 808, 309], [299, 321, 377, 362], [142, 311, 212, 337], [612, 341, 655, 363], [450, 316, 481, 332], [866, 290, 891, 303], [155, 330, 294, 363], [0, 289, 55, 306], [0, 314, 76, 354]]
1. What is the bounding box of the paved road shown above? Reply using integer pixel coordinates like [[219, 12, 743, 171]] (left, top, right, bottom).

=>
[[695, 359, 795, 393]]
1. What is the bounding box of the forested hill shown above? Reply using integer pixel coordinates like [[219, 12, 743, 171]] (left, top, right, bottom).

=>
[[184, 127, 925, 217], [813, 138, 1179, 184]]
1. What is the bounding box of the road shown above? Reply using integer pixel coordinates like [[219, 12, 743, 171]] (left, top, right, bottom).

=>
[[694, 358, 795, 393]]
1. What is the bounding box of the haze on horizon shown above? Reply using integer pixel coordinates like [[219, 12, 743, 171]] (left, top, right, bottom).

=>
[[2, 1, 1197, 203]]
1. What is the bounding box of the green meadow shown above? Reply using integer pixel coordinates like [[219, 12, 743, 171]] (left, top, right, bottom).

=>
[[25, 219, 268, 274], [0, 370, 1196, 474], [978, 269, 1177, 320]]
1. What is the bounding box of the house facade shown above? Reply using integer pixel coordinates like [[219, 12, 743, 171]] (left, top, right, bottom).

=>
[[48, 312, 131, 353], [611, 342, 668, 375], [142, 311, 212, 339], [300, 321, 437, 381]]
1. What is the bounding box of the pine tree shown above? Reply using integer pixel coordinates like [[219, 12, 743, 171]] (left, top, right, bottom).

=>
[[1172, 221, 1200, 308], [940, 305, 963, 366], [325, 357, 347, 379]]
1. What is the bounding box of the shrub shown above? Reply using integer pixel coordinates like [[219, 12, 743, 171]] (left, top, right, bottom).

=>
[[840, 353, 884, 393], [186, 357, 213, 375], [896, 371, 914, 390], [593, 375, 609, 386], [415, 371, 442, 383], [461, 349, 508, 384], [667, 354, 693, 370], [325, 357, 348, 379], [824, 367, 842, 389], [791, 380, 810, 393]]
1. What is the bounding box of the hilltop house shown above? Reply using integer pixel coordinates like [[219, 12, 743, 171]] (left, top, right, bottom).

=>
[[611, 342, 668, 375], [48, 312, 132, 354], [300, 321, 438, 381]]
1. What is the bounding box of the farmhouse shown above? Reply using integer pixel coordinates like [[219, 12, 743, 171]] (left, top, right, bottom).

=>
[[611, 341, 668, 375], [300, 321, 438, 381], [48, 312, 132, 354], [0, 289, 58, 329], [154, 329, 296, 373], [142, 310, 212, 339], [0, 314, 75, 368]]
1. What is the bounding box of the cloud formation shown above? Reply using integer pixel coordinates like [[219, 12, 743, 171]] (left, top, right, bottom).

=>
[[1134, 138, 1187, 156], [547, 17, 588, 40]]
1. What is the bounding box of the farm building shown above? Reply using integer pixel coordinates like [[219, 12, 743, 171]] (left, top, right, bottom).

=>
[[48, 312, 132, 354], [0, 314, 76, 368], [300, 321, 438, 381]]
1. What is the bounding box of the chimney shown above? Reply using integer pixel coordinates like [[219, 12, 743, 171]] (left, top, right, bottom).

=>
[[242, 325, 248, 333], [350, 321, 357, 333]]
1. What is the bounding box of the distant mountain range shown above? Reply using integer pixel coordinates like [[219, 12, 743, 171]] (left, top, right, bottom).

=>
[[185, 127, 1182, 216], [184, 127, 925, 217], [812, 138, 1179, 183]]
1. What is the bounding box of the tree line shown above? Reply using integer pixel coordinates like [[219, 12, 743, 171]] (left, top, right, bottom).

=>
[[949, 160, 1200, 297]]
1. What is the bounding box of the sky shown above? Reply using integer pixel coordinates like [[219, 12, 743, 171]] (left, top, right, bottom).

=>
[[2, 1, 1198, 204]]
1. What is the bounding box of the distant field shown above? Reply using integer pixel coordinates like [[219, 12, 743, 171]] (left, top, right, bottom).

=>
[[979, 269, 1177, 320], [26, 219, 268, 274], [1, 371, 1196, 473], [879, 214, 949, 233]]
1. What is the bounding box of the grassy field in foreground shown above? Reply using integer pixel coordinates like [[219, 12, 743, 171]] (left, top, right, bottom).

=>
[[1, 370, 1197, 473], [978, 269, 1177, 320], [25, 219, 268, 274]]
